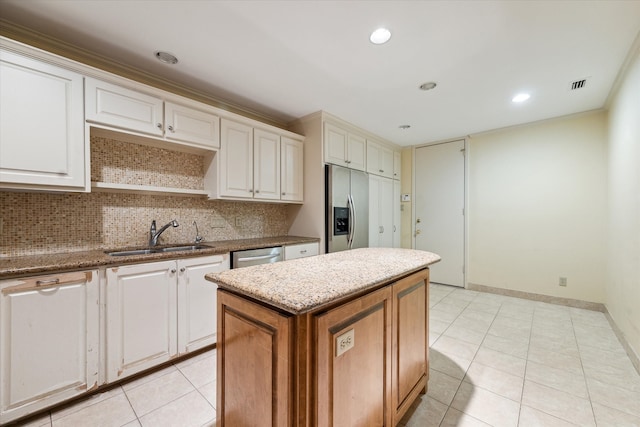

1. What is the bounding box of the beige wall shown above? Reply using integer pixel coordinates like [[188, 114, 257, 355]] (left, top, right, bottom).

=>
[[467, 111, 608, 303], [606, 44, 640, 361]]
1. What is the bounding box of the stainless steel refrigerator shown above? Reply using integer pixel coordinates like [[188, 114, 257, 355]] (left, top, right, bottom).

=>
[[325, 164, 369, 252]]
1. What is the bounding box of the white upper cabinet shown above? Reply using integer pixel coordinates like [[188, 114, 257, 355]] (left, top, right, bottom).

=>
[[324, 122, 366, 171], [164, 102, 220, 149], [393, 151, 402, 181], [85, 77, 164, 137], [367, 139, 394, 179], [369, 174, 394, 248], [217, 118, 304, 203], [281, 136, 304, 202], [219, 119, 254, 198], [85, 77, 220, 150], [0, 49, 87, 192], [254, 128, 281, 200]]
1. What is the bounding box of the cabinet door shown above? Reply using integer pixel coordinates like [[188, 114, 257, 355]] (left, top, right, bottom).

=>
[[0, 50, 86, 191], [219, 119, 254, 198], [393, 180, 401, 248], [254, 129, 281, 200], [177, 254, 229, 354], [367, 140, 393, 178], [347, 133, 367, 171], [85, 77, 164, 137], [0, 271, 99, 424], [369, 175, 394, 247], [105, 261, 177, 382], [324, 122, 348, 166], [280, 137, 304, 202], [165, 102, 220, 149], [393, 151, 402, 180], [217, 291, 293, 427], [392, 270, 429, 424], [284, 242, 319, 260], [315, 286, 392, 427]]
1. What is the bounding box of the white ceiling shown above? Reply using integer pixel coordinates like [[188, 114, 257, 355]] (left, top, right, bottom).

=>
[[1, 1, 640, 146]]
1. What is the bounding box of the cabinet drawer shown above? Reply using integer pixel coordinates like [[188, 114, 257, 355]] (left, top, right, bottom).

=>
[[284, 242, 319, 260]]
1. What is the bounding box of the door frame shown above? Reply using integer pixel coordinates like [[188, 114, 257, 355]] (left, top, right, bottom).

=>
[[411, 138, 469, 288]]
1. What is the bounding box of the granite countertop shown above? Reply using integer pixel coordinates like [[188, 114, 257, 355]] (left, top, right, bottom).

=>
[[207, 247, 441, 314], [0, 236, 319, 279]]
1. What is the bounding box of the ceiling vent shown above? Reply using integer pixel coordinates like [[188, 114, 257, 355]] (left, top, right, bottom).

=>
[[569, 78, 588, 90]]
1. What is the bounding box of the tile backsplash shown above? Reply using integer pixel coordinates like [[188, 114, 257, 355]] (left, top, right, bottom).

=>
[[0, 131, 290, 258], [0, 191, 290, 257]]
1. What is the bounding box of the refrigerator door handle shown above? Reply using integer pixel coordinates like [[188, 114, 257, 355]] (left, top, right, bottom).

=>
[[348, 194, 357, 249]]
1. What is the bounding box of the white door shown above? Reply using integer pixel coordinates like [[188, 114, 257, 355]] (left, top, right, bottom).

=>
[[0, 271, 99, 424], [0, 50, 86, 191], [414, 140, 465, 287], [280, 137, 304, 202], [106, 261, 177, 382], [220, 119, 254, 198], [253, 129, 281, 200], [177, 255, 229, 354]]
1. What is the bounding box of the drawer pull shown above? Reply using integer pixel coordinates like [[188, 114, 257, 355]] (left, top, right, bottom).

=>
[[36, 278, 60, 286], [300, 250, 307, 254]]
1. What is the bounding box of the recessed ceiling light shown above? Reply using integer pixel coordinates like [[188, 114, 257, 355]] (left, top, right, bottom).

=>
[[370, 28, 391, 44], [419, 82, 437, 91], [512, 93, 530, 103], [154, 51, 178, 65], [398, 125, 411, 129]]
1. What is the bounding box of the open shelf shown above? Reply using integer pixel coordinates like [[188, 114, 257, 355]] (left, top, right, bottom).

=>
[[91, 182, 208, 197]]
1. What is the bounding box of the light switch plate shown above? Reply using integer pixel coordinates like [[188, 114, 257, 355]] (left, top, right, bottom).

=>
[[336, 329, 355, 357], [401, 194, 411, 202]]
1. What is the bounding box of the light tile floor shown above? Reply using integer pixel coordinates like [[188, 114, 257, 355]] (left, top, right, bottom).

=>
[[17, 284, 640, 427]]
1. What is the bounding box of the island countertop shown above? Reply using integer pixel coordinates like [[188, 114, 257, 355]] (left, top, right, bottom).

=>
[[206, 247, 440, 314]]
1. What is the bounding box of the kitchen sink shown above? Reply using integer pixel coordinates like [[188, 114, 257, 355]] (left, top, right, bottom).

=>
[[105, 245, 213, 256]]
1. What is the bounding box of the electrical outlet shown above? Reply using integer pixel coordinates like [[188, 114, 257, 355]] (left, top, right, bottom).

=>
[[210, 218, 226, 229], [235, 217, 243, 228], [336, 329, 355, 357], [559, 277, 567, 287]]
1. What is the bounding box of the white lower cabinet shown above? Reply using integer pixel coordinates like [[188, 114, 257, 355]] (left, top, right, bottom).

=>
[[284, 242, 319, 260], [0, 271, 99, 424], [106, 255, 229, 382], [177, 254, 229, 354], [105, 260, 177, 382]]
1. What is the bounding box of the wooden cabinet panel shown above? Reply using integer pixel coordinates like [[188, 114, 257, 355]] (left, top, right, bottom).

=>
[[217, 291, 292, 427], [0, 271, 99, 424], [0, 49, 86, 191], [315, 286, 392, 427], [392, 270, 429, 424]]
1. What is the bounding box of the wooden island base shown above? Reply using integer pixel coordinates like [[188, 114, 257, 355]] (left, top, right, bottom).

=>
[[216, 268, 430, 427]]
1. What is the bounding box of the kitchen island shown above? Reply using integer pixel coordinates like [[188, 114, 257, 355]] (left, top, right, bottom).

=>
[[206, 247, 440, 427]]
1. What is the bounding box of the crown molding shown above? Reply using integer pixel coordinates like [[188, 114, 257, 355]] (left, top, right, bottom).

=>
[[0, 19, 284, 129]]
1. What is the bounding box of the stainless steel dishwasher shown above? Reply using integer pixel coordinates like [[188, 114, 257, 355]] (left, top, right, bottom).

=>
[[231, 246, 283, 268]]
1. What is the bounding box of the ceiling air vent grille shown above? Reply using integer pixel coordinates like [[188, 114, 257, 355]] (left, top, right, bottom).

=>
[[569, 78, 588, 90]]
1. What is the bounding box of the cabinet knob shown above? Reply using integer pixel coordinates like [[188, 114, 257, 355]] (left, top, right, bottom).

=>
[[255, 189, 260, 193], [379, 169, 384, 173], [282, 192, 286, 196], [156, 123, 162, 130], [168, 125, 175, 132], [170, 268, 177, 273], [249, 189, 253, 193], [180, 267, 186, 273]]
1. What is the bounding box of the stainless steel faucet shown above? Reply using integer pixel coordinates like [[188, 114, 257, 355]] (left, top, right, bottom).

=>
[[149, 219, 179, 247]]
